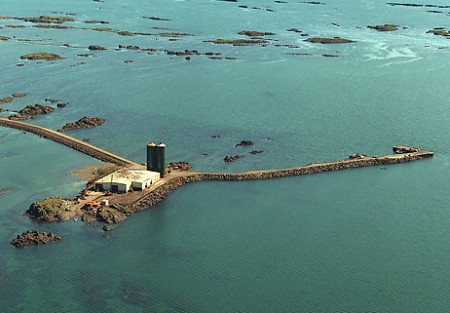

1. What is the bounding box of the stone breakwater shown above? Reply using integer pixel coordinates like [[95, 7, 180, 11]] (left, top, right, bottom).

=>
[[0, 117, 134, 166], [0, 118, 433, 226], [124, 152, 429, 212]]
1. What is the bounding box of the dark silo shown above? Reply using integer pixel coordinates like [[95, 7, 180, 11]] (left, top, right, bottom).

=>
[[155, 142, 166, 177], [146, 141, 157, 171]]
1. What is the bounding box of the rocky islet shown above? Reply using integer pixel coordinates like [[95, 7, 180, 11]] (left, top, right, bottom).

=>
[[11, 230, 61, 247], [58, 116, 106, 132]]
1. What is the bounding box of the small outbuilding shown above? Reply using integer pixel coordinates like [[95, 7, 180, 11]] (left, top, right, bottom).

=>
[[94, 170, 160, 193]]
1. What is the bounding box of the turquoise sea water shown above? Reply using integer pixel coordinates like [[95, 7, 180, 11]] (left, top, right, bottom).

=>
[[2, 0, 450, 311]]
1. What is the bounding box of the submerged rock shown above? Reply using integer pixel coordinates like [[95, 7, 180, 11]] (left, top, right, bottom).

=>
[[12, 93, 27, 98], [235, 140, 254, 147], [11, 230, 61, 247], [84, 19, 109, 24], [0, 97, 14, 104], [224, 155, 244, 163], [88, 45, 107, 50], [102, 224, 115, 231], [427, 28, 450, 37], [58, 116, 106, 132], [143, 16, 170, 21], [0, 187, 13, 197]]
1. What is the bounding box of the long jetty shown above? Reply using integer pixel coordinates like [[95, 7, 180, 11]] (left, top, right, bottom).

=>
[[0, 117, 136, 166], [0, 117, 434, 224], [123, 147, 433, 212]]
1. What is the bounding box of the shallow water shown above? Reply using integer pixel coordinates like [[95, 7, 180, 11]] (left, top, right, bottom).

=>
[[1, 0, 450, 312]]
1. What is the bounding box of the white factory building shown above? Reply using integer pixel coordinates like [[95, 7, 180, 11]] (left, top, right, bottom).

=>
[[94, 169, 160, 193]]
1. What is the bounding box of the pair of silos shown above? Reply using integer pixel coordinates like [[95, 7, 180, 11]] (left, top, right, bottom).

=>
[[146, 141, 166, 177]]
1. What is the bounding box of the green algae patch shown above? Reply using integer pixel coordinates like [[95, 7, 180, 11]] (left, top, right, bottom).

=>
[[20, 52, 64, 61], [367, 24, 399, 31], [305, 37, 355, 44], [238, 30, 276, 37]]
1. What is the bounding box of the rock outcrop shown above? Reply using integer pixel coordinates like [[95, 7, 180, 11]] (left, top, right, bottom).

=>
[[12, 93, 27, 98], [0, 97, 14, 104], [235, 140, 254, 147], [27, 197, 77, 222], [58, 116, 106, 132], [11, 230, 61, 247], [167, 162, 192, 172], [238, 30, 275, 37], [88, 45, 107, 50], [205, 39, 269, 46], [9, 104, 54, 120], [224, 155, 244, 163], [367, 24, 399, 31], [96, 206, 127, 224], [0, 188, 12, 197], [20, 53, 64, 61], [19, 104, 54, 115], [305, 37, 355, 44]]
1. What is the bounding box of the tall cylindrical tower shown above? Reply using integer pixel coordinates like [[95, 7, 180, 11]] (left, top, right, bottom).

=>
[[156, 142, 166, 177], [146, 141, 157, 171]]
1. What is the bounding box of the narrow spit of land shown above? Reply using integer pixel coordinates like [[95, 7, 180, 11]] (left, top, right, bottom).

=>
[[0, 117, 434, 226], [0, 117, 136, 166]]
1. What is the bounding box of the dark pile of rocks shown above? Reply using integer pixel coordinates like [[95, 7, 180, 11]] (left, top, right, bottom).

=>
[[305, 37, 355, 44], [0, 187, 12, 197], [58, 116, 106, 132], [11, 230, 61, 247], [88, 45, 107, 50], [9, 104, 55, 120], [18, 104, 54, 115], [167, 162, 192, 172], [235, 140, 254, 147], [224, 155, 244, 163], [349, 153, 367, 160]]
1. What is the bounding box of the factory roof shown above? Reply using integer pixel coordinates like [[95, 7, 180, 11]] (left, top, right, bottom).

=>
[[96, 170, 159, 184]]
